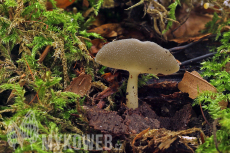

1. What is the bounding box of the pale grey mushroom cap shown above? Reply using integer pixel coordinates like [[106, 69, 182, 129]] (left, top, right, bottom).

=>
[[95, 39, 179, 75]]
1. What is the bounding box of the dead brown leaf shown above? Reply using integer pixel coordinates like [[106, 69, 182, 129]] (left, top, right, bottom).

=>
[[178, 71, 217, 99], [166, 12, 213, 41], [64, 73, 92, 97], [91, 39, 105, 48], [89, 39, 106, 57], [89, 46, 99, 57], [178, 71, 228, 109], [46, 0, 76, 10]]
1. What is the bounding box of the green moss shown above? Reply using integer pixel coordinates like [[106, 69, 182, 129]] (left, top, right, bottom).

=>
[[194, 7, 230, 153], [0, 0, 103, 152]]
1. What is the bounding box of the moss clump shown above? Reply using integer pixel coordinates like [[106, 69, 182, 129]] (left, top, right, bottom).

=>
[[193, 3, 230, 152], [0, 0, 103, 152]]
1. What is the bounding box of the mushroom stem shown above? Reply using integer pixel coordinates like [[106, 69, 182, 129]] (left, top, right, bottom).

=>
[[126, 71, 139, 109]]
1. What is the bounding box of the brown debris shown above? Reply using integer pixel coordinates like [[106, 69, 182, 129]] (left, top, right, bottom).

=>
[[137, 103, 192, 131], [86, 103, 192, 136], [123, 30, 146, 40], [224, 62, 230, 73], [142, 92, 188, 106], [90, 39, 106, 57], [137, 102, 159, 119], [0, 140, 14, 153], [87, 107, 129, 136], [94, 83, 119, 101], [101, 72, 119, 83], [132, 127, 150, 147], [160, 92, 186, 102], [97, 100, 106, 109], [158, 117, 171, 129], [170, 104, 192, 131], [87, 23, 123, 38], [123, 109, 160, 134], [148, 81, 178, 89], [218, 100, 228, 110], [94, 72, 121, 101], [64, 73, 92, 96], [131, 127, 203, 153], [82, 0, 89, 7]]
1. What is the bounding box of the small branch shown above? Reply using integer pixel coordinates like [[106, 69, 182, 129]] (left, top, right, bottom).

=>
[[199, 102, 212, 128], [28, 84, 42, 105], [38, 45, 51, 63], [23, 56, 34, 81], [23, 56, 41, 104], [213, 118, 222, 153], [180, 52, 216, 66], [169, 34, 216, 53]]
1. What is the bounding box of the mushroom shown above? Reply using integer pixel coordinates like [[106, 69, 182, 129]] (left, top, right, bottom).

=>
[[95, 39, 179, 109]]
